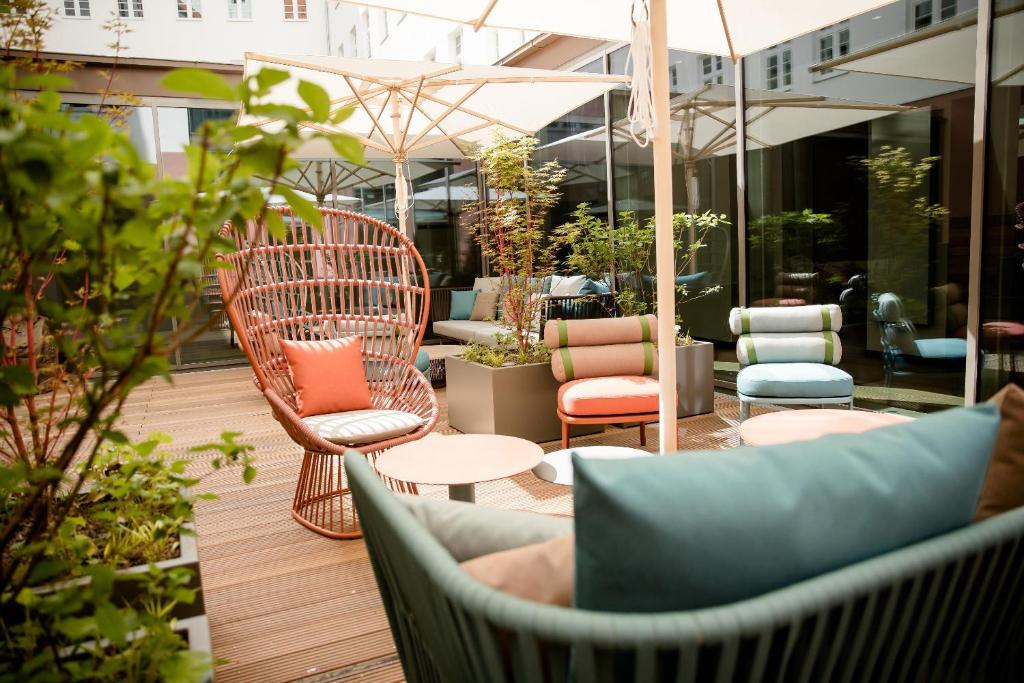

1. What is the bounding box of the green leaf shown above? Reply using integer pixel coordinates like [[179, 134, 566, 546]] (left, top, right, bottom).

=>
[[276, 186, 323, 231], [264, 210, 286, 239], [243, 464, 257, 484], [95, 601, 128, 646], [255, 68, 290, 91], [160, 650, 213, 683], [297, 80, 330, 121], [163, 68, 237, 101], [327, 134, 366, 166], [330, 106, 355, 125]]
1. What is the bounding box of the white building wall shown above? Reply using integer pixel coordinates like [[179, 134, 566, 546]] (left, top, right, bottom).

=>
[[43, 0, 330, 63]]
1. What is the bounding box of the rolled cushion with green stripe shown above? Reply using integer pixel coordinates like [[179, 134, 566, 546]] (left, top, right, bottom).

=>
[[736, 331, 843, 366], [543, 314, 657, 349], [551, 342, 657, 383], [728, 305, 843, 335]]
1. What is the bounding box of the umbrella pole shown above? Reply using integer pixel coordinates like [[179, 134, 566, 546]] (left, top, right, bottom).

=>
[[650, 0, 678, 453]]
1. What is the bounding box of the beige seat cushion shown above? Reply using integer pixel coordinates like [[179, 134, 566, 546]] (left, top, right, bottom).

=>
[[461, 534, 575, 607], [303, 409, 425, 446]]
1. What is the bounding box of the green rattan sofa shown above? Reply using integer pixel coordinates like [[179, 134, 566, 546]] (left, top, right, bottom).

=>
[[344, 453, 1024, 683]]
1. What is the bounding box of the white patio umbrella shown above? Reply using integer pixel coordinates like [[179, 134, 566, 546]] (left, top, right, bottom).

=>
[[342, 0, 896, 453], [241, 53, 628, 236], [815, 6, 1023, 87]]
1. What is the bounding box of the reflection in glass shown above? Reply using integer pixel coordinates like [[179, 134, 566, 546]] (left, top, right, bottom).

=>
[[979, 0, 1024, 397], [746, 0, 977, 411]]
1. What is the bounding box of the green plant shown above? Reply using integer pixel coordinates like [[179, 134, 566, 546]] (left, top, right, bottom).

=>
[[466, 133, 567, 359], [0, 3, 364, 679], [559, 207, 725, 328], [460, 333, 551, 368], [859, 145, 948, 319]]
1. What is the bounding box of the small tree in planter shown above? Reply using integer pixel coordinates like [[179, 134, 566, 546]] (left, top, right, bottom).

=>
[[465, 133, 566, 359], [0, 4, 364, 678]]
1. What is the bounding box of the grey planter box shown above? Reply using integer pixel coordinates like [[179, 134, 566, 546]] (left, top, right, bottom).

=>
[[446, 356, 603, 443], [674, 341, 715, 418]]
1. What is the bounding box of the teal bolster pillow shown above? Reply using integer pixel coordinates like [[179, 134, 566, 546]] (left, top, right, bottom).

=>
[[449, 290, 477, 320], [573, 404, 1000, 613]]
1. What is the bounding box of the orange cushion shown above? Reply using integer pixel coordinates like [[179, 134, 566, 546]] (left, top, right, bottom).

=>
[[558, 376, 659, 417], [279, 337, 373, 417], [976, 383, 1024, 521]]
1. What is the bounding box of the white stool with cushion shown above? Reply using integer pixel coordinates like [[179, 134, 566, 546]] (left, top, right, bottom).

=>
[[730, 305, 854, 421]]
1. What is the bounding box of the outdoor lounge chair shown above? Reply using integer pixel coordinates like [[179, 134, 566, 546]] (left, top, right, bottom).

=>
[[344, 451, 1024, 683], [217, 207, 438, 539], [730, 304, 854, 421], [545, 315, 659, 448]]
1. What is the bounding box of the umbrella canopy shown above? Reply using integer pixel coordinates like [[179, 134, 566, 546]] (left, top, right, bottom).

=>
[[344, 0, 894, 60], [343, 0, 898, 453], [815, 6, 1023, 87], [241, 53, 627, 235]]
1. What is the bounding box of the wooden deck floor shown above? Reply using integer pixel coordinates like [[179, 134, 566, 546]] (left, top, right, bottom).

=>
[[119, 366, 751, 682]]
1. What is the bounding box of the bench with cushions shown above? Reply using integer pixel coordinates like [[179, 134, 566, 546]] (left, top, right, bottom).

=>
[[430, 275, 616, 347], [346, 384, 1024, 682]]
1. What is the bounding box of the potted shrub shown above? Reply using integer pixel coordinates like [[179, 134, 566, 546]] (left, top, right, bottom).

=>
[[559, 206, 726, 417], [446, 134, 600, 442], [0, 7, 363, 679]]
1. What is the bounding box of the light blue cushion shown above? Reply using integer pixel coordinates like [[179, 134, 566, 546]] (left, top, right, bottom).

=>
[[737, 362, 853, 398], [573, 403, 1000, 613], [449, 290, 477, 320], [578, 278, 611, 295], [913, 337, 968, 360], [414, 349, 430, 375]]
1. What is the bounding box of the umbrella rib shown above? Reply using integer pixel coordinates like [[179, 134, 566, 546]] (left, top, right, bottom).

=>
[[472, 0, 499, 31], [412, 88, 532, 136], [341, 74, 396, 154], [406, 121, 495, 153], [297, 121, 390, 154], [398, 78, 426, 151], [715, 0, 739, 63], [402, 95, 468, 156], [402, 82, 486, 151]]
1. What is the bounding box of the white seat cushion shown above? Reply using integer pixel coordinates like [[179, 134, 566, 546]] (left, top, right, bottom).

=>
[[303, 409, 425, 446]]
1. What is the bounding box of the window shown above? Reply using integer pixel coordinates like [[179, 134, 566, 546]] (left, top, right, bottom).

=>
[[283, 0, 307, 20], [425, 48, 436, 62], [348, 26, 357, 57], [64, 0, 90, 17], [670, 64, 678, 87], [228, 0, 250, 20], [700, 54, 724, 85], [914, 1, 932, 29], [451, 28, 463, 63], [362, 11, 370, 54], [766, 54, 778, 90], [176, 0, 201, 19], [381, 10, 388, 41], [781, 48, 792, 86], [940, 0, 956, 20], [815, 24, 848, 76], [117, 0, 143, 18]]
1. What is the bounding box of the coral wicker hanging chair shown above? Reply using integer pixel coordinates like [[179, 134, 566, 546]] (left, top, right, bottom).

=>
[[217, 207, 438, 539]]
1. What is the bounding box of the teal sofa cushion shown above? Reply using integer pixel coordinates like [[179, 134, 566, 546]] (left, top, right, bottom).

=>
[[579, 278, 611, 295], [737, 362, 853, 398], [573, 404, 1000, 613], [449, 290, 477, 320], [414, 349, 430, 375]]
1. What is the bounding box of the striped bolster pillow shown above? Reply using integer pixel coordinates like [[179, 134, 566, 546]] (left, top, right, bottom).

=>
[[544, 314, 657, 349], [736, 332, 844, 366], [729, 305, 843, 335], [551, 342, 657, 383]]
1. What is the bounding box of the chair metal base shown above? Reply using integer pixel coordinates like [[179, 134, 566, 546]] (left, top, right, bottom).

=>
[[558, 409, 660, 449], [738, 393, 855, 422], [292, 450, 363, 539]]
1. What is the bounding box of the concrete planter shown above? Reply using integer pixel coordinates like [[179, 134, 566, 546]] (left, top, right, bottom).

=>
[[446, 356, 602, 443], [675, 341, 715, 418]]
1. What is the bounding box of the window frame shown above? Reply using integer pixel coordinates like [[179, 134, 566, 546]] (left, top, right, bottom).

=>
[[283, 0, 308, 21], [63, 0, 91, 18], [117, 0, 143, 19], [176, 0, 202, 20], [228, 0, 251, 21]]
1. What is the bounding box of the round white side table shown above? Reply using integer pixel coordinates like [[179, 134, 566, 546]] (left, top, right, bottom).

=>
[[533, 445, 652, 486]]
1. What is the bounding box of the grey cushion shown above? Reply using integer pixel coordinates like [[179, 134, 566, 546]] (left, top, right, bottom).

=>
[[302, 409, 424, 446], [433, 319, 538, 347], [399, 496, 572, 562]]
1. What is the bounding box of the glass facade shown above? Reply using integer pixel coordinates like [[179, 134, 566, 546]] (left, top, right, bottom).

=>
[[978, 0, 1024, 398]]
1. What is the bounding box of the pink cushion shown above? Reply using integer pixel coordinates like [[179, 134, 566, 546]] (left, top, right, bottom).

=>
[[279, 337, 373, 417], [558, 376, 659, 417]]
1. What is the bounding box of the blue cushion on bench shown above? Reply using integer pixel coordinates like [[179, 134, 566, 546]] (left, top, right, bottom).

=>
[[449, 290, 477, 320], [913, 337, 968, 360], [573, 403, 1000, 613], [737, 362, 853, 398]]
